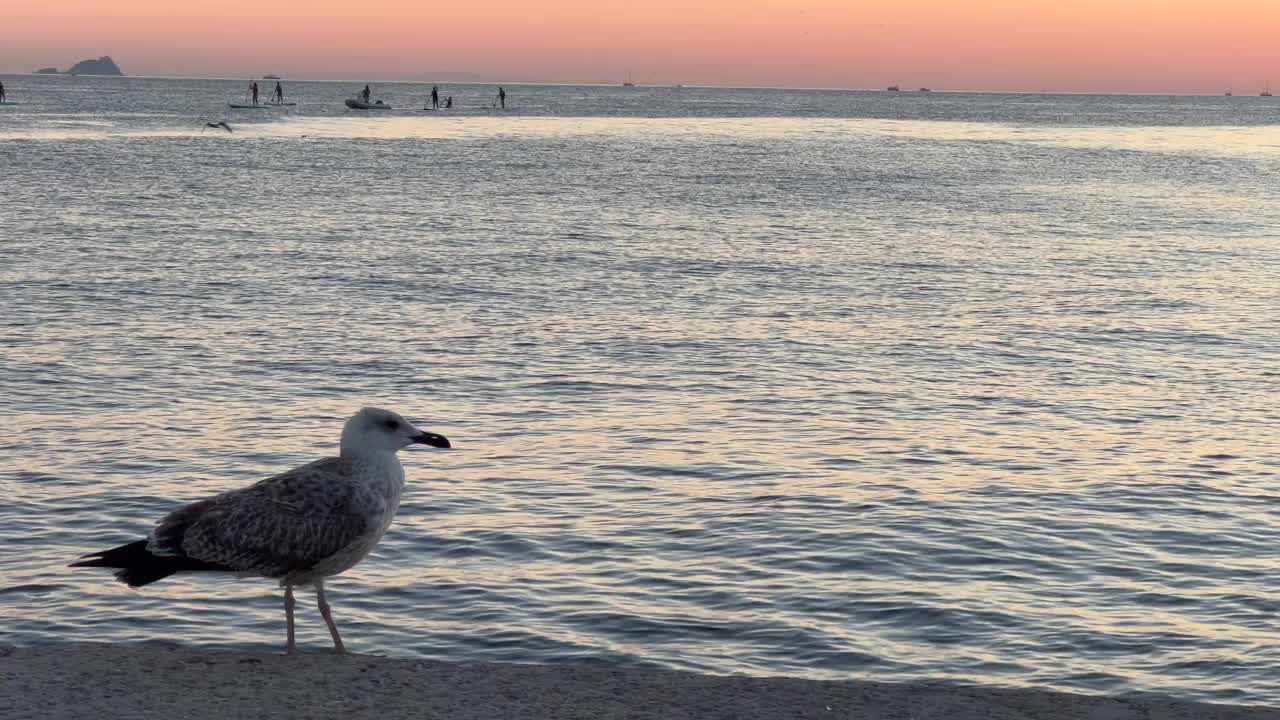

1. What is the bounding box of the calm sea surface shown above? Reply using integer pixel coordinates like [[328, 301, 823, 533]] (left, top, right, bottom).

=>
[[1, 75, 1278, 706]]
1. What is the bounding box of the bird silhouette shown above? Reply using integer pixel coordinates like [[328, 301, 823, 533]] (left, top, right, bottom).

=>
[[203, 121, 232, 133]]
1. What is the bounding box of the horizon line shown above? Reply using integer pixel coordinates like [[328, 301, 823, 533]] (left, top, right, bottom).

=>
[[0, 71, 1268, 98]]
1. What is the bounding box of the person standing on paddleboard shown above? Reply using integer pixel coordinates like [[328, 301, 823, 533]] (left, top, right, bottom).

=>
[[251, 81, 260, 106], [0, 80, 6, 103], [274, 81, 284, 104], [497, 86, 506, 109], [431, 85, 439, 110], [362, 85, 371, 103]]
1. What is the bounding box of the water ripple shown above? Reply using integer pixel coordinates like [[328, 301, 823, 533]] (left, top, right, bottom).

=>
[[2, 79, 1279, 707]]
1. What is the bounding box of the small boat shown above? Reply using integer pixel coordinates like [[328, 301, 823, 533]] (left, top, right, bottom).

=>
[[623, 71, 636, 88], [918, 87, 932, 92], [1262, 82, 1273, 97], [886, 85, 900, 92], [263, 74, 281, 80], [346, 98, 392, 110]]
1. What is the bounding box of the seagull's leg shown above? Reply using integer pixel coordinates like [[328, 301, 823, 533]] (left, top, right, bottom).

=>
[[315, 579, 346, 654], [284, 583, 297, 655]]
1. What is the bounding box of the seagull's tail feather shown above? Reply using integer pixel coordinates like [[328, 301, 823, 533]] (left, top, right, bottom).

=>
[[70, 540, 176, 587], [70, 539, 228, 588]]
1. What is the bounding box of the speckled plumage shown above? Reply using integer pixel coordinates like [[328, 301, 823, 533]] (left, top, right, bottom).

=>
[[147, 456, 398, 585], [71, 407, 451, 653]]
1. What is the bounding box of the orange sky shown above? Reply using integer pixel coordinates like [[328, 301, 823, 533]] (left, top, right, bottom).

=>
[[4, 0, 1279, 92]]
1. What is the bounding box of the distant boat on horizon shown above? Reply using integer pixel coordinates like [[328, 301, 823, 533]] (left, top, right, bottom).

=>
[[263, 74, 281, 80], [918, 87, 932, 92], [1262, 81, 1273, 97], [346, 98, 391, 110], [623, 71, 636, 88], [886, 85, 900, 92]]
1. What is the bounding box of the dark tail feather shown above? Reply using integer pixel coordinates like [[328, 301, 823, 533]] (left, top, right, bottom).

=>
[[70, 539, 153, 569], [70, 539, 223, 588]]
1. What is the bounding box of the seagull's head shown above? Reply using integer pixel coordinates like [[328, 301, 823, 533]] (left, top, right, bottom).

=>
[[341, 407, 450, 456]]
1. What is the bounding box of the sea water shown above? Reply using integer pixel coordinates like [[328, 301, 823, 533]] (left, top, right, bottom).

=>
[[1, 75, 1278, 705]]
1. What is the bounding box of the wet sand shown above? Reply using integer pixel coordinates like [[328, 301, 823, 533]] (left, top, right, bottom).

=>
[[0, 644, 1275, 720]]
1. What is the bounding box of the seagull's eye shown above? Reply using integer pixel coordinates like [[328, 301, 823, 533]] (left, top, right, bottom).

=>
[[383, 419, 401, 431]]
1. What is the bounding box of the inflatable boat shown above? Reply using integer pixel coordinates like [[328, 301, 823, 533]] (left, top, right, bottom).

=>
[[345, 99, 391, 110]]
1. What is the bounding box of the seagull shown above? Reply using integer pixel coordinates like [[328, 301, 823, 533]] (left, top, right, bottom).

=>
[[202, 121, 232, 133], [70, 407, 451, 654]]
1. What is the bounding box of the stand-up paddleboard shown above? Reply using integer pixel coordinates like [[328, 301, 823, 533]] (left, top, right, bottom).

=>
[[0, 101, 18, 106], [229, 103, 272, 109], [346, 99, 391, 110], [268, 101, 297, 106]]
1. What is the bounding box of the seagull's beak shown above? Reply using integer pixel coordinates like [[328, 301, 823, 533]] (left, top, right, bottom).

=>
[[412, 431, 451, 449]]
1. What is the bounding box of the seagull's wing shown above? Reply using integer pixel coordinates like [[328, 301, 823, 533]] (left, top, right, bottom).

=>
[[148, 458, 379, 578]]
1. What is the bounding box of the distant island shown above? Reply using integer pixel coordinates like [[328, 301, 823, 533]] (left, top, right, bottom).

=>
[[33, 56, 124, 76], [67, 56, 124, 75]]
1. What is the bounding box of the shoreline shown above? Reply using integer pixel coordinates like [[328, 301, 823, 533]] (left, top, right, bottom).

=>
[[0, 644, 1274, 719]]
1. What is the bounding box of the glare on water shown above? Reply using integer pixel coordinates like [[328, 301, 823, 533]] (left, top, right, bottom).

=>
[[1, 74, 1278, 706]]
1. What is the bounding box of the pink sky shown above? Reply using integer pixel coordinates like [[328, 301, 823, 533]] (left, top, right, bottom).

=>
[[4, 0, 1279, 92]]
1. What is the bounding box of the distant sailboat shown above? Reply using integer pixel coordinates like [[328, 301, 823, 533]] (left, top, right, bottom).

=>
[[623, 71, 636, 88], [886, 85, 900, 92], [1262, 81, 1273, 97]]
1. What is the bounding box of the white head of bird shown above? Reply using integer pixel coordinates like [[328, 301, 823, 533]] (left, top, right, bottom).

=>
[[339, 407, 450, 457]]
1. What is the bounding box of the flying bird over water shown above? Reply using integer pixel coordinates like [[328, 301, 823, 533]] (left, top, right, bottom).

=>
[[202, 121, 232, 133], [70, 407, 451, 654]]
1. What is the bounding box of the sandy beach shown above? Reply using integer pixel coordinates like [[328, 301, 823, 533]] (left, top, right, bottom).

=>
[[0, 643, 1273, 720]]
